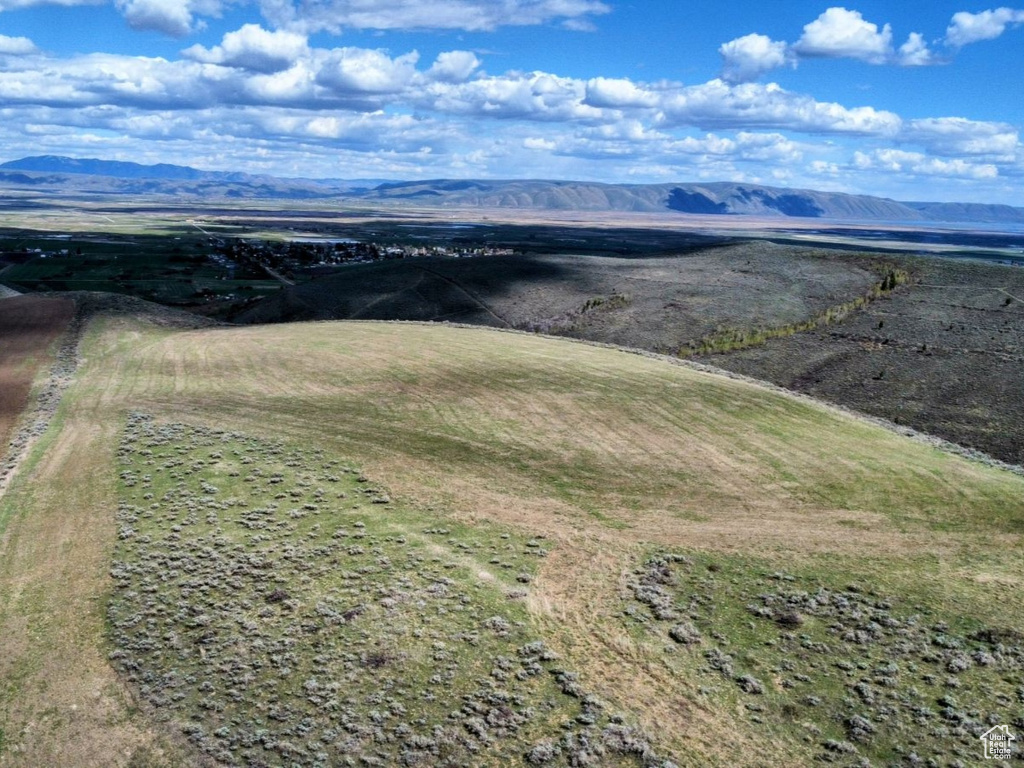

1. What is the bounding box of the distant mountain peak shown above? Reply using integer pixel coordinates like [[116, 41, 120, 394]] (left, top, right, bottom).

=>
[[361, 179, 1024, 224], [1, 156, 1023, 225], [0, 155, 218, 181]]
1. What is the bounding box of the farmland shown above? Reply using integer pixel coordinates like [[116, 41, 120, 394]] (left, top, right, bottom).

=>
[[0, 306, 1022, 766], [0, 230, 281, 315], [0, 295, 75, 486]]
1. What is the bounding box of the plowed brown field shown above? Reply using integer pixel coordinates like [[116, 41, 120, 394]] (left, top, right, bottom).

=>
[[0, 295, 75, 454]]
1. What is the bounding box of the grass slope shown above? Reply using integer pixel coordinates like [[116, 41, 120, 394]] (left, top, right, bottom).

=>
[[1, 313, 1022, 766], [108, 415, 661, 767]]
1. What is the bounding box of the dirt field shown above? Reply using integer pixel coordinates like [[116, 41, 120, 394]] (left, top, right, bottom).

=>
[[0, 295, 75, 457]]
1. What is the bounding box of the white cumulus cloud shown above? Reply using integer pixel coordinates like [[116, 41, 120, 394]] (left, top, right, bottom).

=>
[[523, 136, 557, 151], [424, 71, 601, 121], [183, 24, 309, 73], [315, 48, 420, 94], [426, 51, 480, 83], [793, 7, 894, 63], [719, 34, 792, 83], [583, 77, 658, 109], [903, 117, 1020, 158], [0, 33, 38, 54], [897, 32, 936, 66], [240, 60, 318, 105], [658, 79, 903, 136], [661, 131, 803, 165], [856, 148, 999, 179], [115, 0, 201, 36], [717, 8, 945, 79], [258, 0, 609, 34], [945, 7, 1024, 47]]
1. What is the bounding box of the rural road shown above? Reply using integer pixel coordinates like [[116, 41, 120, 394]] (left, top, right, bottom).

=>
[[263, 264, 296, 286]]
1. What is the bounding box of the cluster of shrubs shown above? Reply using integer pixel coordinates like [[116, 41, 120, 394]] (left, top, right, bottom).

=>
[[624, 553, 1024, 766], [518, 293, 633, 336], [109, 414, 673, 767]]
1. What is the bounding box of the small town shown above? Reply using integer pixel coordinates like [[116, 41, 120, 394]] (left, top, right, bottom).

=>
[[215, 237, 515, 279]]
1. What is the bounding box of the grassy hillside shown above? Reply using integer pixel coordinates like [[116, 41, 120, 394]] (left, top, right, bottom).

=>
[[0, 312, 1022, 766], [239, 244, 1024, 467]]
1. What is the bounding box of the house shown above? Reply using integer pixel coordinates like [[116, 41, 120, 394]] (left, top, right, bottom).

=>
[[980, 724, 1016, 760]]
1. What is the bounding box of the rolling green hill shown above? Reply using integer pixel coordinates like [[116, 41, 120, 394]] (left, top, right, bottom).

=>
[[0, 300, 1021, 767]]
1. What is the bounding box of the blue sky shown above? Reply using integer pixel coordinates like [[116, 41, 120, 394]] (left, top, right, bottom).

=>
[[1, 1, 1023, 203]]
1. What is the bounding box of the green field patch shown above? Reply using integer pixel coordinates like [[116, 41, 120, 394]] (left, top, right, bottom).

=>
[[622, 551, 1024, 766], [108, 414, 670, 767], [0, 232, 278, 311]]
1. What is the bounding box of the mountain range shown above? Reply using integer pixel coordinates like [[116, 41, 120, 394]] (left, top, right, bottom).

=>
[[0, 156, 387, 198], [3, 155, 1024, 225]]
